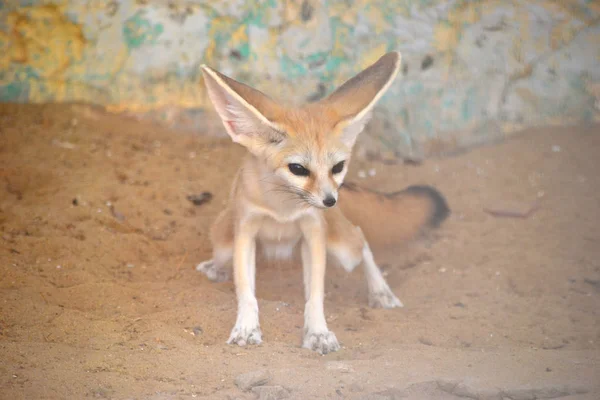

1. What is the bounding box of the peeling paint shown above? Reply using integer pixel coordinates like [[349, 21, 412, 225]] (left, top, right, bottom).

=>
[[0, 0, 599, 157]]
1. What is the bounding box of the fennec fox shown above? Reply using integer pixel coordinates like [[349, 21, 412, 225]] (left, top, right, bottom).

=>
[[197, 52, 449, 354]]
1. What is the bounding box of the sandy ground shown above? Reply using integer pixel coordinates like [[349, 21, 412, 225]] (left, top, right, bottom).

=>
[[0, 103, 599, 400]]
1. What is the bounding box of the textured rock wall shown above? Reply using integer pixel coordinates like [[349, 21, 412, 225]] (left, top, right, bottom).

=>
[[1, 1, 599, 157]]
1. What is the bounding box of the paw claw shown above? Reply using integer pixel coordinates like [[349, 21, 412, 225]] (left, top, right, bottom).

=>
[[196, 260, 230, 282], [303, 331, 340, 355], [228, 325, 262, 347], [369, 288, 403, 309]]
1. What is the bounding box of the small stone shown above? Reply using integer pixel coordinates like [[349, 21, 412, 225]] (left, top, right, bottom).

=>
[[374, 388, 406, 399], [187, 192, 213, 206], [251, 385, 289, 400], [583, 278, 600, 292], [419, 337, 433, 346], [551, 145, 561, 152], [192, 326, 203, 336], [234, 370, 271, 391], [358, 170, 367, 179], [484, 199, 540, 219], [350, 383, 364, 392]]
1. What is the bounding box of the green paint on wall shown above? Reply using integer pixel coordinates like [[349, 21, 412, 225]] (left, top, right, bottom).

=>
[[461, 87, 477, 122], [0, 81, 29, 101], [244, 1, 275, 28], [305, 51, 328, 66], [298, 38, 311, 49], [123, 12, 164, 50], [239, 43, 250, 58], [1, 0, 598, 159], [280, 55, 307, 79], [407, 82, 424, 96], [323, 56, 345, 76]]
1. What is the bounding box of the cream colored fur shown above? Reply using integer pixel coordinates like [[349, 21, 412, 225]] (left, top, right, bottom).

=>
[[197, 53, 404, 354]]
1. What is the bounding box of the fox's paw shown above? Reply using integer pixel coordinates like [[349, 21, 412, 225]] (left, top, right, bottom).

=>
[[196, 260, 230, 282], [227, 324, 262, 347], [369, 287, 403, 309], [302, 330, 340, 355]]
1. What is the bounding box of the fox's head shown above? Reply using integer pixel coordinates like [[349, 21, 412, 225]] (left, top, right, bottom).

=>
[[201, 52, 401, 209]]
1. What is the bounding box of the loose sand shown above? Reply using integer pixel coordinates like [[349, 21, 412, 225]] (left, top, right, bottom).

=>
[[1, 104, 598, 399]]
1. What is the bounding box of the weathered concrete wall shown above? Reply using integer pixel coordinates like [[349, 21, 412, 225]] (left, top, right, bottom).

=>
[[1, 1, 599, 158]]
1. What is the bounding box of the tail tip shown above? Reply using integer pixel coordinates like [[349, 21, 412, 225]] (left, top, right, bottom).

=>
[[403, 185, 450, 228]]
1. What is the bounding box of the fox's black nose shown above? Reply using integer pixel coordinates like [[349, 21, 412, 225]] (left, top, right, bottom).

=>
[[323, 196, 336, 208]]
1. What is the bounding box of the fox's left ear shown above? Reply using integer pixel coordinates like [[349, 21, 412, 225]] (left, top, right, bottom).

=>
[[321, 52, 402, 148], [200, 65, 285, 152]]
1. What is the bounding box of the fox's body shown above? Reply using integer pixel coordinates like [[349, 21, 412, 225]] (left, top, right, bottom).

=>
[[197, 52, 449, 354]]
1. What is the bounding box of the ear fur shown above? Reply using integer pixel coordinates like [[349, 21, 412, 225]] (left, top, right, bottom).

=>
[[200, 65, 284, 149], [201, 52, 401, 151], [321, 52, 402, 147]]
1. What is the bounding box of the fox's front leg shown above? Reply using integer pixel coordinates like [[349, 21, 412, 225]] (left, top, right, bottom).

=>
[[300, 217, 340, 355], [227, 218, 262, 346]]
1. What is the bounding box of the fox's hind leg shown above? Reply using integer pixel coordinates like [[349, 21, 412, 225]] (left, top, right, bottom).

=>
[[358, 233, 403, 308], [326, 209, 403, 309], [196, 208, 234, 282], [196, 249, 232, 282]]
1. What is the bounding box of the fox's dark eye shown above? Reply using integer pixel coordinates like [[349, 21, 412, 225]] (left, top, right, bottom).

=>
[[332, 161, 345, 174], [288, 163, 310, 176]]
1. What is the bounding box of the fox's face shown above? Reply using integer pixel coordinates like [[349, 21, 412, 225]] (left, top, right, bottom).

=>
[[264, 109, 352, 209], [276, 144, 348, 209], [201, 52, 401, 209]]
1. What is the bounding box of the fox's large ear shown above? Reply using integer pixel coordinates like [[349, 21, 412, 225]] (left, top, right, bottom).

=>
[[201, 65, 285, 150], [321, 52, 401, 148]]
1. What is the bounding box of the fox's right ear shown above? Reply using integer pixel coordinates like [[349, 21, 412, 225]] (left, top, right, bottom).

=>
[[321, 52, 402, 148], [200, 65, 285, 150]]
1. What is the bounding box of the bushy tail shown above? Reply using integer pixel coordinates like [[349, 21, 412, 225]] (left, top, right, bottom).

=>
[[338, 182, 450, 249]]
